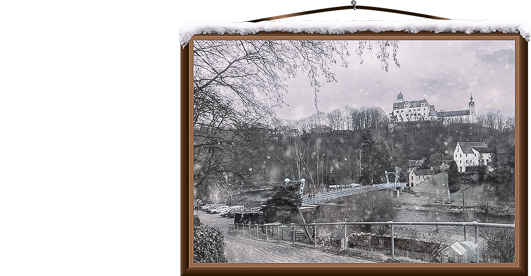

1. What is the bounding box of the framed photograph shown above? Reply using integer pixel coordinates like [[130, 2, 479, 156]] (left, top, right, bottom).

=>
[[181, 21, 527, 275]]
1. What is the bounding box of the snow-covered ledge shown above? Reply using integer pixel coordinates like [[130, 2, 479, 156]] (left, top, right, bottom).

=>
[[180, 20, 531, 47], [0, 26, 181, 44]]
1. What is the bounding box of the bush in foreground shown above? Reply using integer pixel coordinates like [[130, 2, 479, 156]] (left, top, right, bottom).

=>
[[193, 215, 201, 226], [193, 225, 227, 263]]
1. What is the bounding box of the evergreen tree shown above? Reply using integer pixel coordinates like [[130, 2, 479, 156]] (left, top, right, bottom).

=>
[[448, 161, 461, 193], [359, 131, 377, 185], [262, 184, 302, 223], [358, 131, 395, 185], [375, 142, 394, 183]]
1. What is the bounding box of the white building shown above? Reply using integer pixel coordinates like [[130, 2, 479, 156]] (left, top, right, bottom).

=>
[[389, 90, 476, 124], [453, 142, 494, 172], [409, 168, 435, 187]]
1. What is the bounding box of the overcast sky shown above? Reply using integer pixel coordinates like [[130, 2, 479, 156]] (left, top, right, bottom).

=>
[[277, 40, 515, 120]]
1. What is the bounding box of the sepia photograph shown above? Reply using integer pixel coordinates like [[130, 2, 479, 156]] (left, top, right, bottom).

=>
[[191, 38, 518, 264]]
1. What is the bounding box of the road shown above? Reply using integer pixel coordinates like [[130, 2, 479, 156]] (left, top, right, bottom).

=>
[[196, 211, 373, 263]]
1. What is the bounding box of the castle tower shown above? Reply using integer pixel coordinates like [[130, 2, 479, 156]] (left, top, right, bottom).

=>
[[397, 88, 404, 103], [469, 93, 476, 122]]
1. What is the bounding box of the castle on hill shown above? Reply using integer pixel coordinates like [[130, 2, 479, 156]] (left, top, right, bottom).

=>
[[389, 89, 476, 124]]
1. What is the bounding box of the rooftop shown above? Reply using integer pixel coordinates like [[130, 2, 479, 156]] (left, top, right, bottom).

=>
[[457, 142, 488, 154]]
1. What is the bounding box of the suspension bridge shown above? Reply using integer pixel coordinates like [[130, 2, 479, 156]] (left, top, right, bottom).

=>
[[301, 182, 407, 205]]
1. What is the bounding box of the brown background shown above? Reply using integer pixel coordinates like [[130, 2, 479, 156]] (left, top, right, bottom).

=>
[[0, 0, 531, 275]]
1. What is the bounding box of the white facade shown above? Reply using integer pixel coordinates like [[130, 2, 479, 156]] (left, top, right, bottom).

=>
[[408, 169, 433, 187], [453, 142, 493, 172], [389, 90, 476, 124]]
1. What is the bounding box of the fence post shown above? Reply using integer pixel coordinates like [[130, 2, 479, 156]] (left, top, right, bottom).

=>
[[278, 225, 280, 243], [266, 225, 268, 240], [314, 224, 317, 248], [256, 224, 258, 239], [292, 224, 295, 244], [249, 224, 251, 239], [343, 224, 347, 250], [474, 222, 479, 263], [391, 223, 395, 259]]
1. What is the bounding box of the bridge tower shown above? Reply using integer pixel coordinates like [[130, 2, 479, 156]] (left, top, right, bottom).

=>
[[284, 178, 306, 199]]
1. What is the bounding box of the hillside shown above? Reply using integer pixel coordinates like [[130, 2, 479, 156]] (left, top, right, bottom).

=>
[[195, 120, 514, 206]]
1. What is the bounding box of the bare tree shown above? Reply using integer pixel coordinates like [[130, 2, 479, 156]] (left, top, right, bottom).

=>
[[356, 41, 401, 72], [327, 108, 344, 130], [504, 116, 515, 132], [480, 228, 515, 263], [343, 106, 355, 130], [295, 117, 314, 135]]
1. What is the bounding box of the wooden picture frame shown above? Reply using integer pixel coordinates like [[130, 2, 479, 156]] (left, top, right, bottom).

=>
[[181, 30, 527, 275]]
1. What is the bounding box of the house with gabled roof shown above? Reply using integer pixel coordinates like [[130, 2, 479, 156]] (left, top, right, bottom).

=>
[[409, 168, 435, 187], [453, 142, 495, 172]]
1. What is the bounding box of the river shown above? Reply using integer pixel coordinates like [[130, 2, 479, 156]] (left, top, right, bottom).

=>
[[393, 208, 514, 241]]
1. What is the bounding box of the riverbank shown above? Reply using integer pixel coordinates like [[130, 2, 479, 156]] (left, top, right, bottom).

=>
[[396, 183, 515, 217]]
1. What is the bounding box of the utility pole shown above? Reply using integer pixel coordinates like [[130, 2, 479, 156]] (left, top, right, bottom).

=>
[[463, 190, 466, 240], [359, 149, 362, 181]]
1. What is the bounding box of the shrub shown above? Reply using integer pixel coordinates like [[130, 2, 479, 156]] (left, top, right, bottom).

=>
[[351, 192, 397, 233], [194, 215, 201, 226], [193, 225, 227, 263], [480, 228, 515, 263], [448, 161, 461, 193]]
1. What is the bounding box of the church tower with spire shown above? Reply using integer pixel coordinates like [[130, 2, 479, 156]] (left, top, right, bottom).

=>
[[469, 93, 476, 122]]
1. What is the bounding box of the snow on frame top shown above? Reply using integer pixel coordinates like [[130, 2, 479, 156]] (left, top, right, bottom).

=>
[[180, 19, 531, 47]]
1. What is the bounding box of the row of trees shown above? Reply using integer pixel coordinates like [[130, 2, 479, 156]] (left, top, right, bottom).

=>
[[271, 106, 390, 135], [319, 106, 389, 132], [476, 111, 515, 132]]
